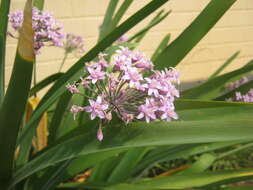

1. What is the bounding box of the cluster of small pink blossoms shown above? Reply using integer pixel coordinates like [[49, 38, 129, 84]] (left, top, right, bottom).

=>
[[66, 47, 180, 141], [225, 77, 248, 91], [225, 77, 253, 102], [63, 33, 85, 54], [8, 7, 65, 54]]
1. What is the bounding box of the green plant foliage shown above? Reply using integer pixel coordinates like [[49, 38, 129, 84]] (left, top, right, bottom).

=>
[[0, 0, 11, 104], [0, 0, 34, 188], [155, 0, 237, 69], [2, 0, 253, 189]]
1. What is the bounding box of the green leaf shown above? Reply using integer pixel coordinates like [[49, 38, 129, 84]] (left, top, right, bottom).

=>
[[107, 148, 147, 183], [33, 0, 45, 10], [48, 92, 72, 145], [177, 153, 215, 175], [155, 0, 236, 69], [209, 51, 240, 80], [59, 168, 253, 190], [29, 73, 64, 97], [17, 0, 169, 157], [129, 10, 171, 43], [0, 0, 34, 188], [0, 0, 11, 105], [175, 99, 249, 111], [151, 34, 170, 62], [109, 168, 253, 190], [135, 141, 243, 176], [11, 104, 253, 187], [99, 0, 120, 40], [181, 60, 253, 99], [109, 0, 134, 31]]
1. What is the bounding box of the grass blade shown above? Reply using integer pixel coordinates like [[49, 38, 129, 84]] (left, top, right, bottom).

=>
[[155, 0, 237, 69], [29, 73, 64, 97], [0, 0, 11, 105], [209, 51, 240, 80], [109, 0, 134, 31], [151, 34, 170, 62], [99, 0, 120, 41], [0, 0, 34, 188]]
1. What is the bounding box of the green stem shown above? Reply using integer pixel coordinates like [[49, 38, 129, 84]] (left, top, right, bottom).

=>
[[59, 53, 68, 72]]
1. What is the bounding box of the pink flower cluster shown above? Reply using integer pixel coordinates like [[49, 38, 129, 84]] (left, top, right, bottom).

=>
[[227, 89, 253, 103], [64, 33, 85, 54], [8, 7, 65, 54], [225, 77, 248, 91], [66, 47, 180, 141]]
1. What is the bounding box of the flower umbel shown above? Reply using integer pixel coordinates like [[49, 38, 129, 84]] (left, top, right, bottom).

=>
[[67, 46, 180, 141], [8, 7, 65, 54]]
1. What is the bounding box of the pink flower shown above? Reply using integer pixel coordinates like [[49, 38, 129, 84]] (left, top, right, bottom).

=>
[[97, 126, 103, 141], [116, 35, 128, 43], [66, 83, 80, 94], [84, 96, 109, 120], [112, 55, 131, 71], [70, 105, 84, 120], [122, 67, 143, 88], [137, 98, 157, 123], [86, 66, 105, 84], [80, 77, 89, 88]]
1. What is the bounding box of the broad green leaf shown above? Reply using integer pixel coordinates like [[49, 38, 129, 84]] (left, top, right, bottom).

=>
[[99, 0, 120, 41], [17, 0, 169, 157], [155, 0, 236, 69], [215, 79, 253, 101], [181, 60, 253, 99], [209, 51, 240, 80], [175, 99, 249, 111], [0, 0, 11, 104], [151, 34, 170, 62], [29, 73, 64, 97], [11, 106, 253, 187], [0, 0, 34, 188]]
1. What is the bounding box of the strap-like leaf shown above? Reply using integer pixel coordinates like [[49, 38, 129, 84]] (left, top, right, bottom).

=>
[[209, 51, 240, 80], [155, 0, 237, 69], [0, 0, 11, 104], [0, 0, 34, 188]]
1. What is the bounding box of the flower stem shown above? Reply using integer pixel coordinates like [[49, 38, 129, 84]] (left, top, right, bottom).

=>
[[59, 52, 68, 72]]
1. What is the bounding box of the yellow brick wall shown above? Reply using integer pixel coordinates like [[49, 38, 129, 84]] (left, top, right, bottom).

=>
[[4, 0, 253, 86]]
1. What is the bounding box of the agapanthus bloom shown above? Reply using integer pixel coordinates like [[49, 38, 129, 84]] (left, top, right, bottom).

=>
[[8, 7, 65, 54], [67, 46, 179, 141]]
